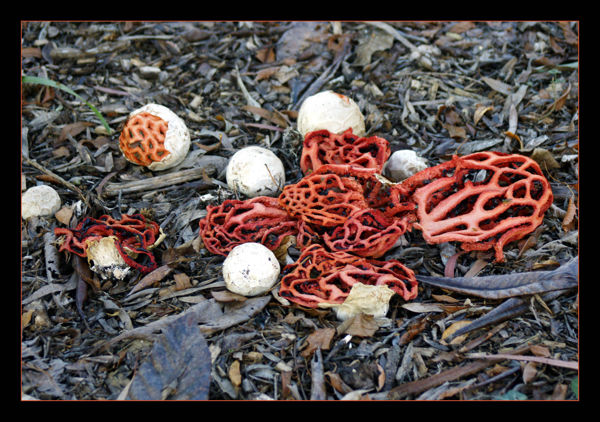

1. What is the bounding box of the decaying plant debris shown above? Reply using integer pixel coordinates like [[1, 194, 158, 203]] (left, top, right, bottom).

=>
[[21, 21, 578, 401]]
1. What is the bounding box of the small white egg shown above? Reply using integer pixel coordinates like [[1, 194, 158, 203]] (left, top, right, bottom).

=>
[[22, 185, 61, 220], [226, 146, 285, 197], [297, 90, 365, 137], [222, 243, 281, 297], [383, 150, 429, 182]]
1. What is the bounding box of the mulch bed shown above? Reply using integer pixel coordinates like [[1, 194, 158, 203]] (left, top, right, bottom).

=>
[[21, 21, 578, 401]]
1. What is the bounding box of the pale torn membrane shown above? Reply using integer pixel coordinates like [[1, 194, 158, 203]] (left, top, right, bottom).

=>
[[85, 236, 131, 280], [318, 283, 396, 321]]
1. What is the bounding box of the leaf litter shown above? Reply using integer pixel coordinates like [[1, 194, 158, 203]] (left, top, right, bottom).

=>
[[21, 21, 578, 401]]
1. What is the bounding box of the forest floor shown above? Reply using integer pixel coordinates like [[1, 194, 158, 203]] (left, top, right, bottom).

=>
[[21, 21, 578, 401]]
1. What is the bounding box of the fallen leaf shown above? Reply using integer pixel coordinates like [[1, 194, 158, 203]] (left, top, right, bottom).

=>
[[550, 383, 568, 400], [473, 104, 494, 126], [242, 105, 289, 128], [530, 344, 551, 358], [559, 22, 578, 46], [325, 371, 352, 394], [443, 123, 467, 139], [354, 29, 394, 66], [482, 76, 513, 96], [255, 46, 275, 63], [522, 361, 538, 384], [54, 206, 74, 226], [448, 21, 475, 34], [561, 195, 577, 232], [127, 265, 173, 296], [127, 312, 211, 400], [401, 302, 444, 313], [530, 147, 560, 170], [51, 146, 71, 158], [22, 47, 42, 58], [173, 273, 192, 291], [301, 327, 336, 357], [228, 360, 242, 389], [255, 66, 280, 81], [546, 83, 571, 113], [431, 294, 460, 303], [441, 320, 472, 345], [211, 289, 247, 303], [337, 313, 379, 337], [57, 121, 94, 144]]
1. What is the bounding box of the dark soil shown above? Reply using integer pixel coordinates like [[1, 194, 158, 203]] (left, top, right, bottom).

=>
[[21, 21, 578, 401]]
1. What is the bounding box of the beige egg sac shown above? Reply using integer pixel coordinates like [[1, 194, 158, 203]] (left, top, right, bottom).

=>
[[85, 236, 132, 280], [226, 146, 286, 197], [297, 90, 366, 137], [222, 243, 281, 297], [318, 283, 396, 321], [120, 103, 191, 171], [383, 150, 429, 182], [22, 185, 61, 220]]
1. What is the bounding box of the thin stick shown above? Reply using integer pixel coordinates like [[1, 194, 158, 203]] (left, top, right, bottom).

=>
[[24, 157, 89, 207], [465, 353, 578, 370]]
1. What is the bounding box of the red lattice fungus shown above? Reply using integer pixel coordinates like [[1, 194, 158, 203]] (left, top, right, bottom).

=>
[[407, 151, 554, 262], [199, 196, 299, 256], [300, 129, 391, 174], [278, 164, 372, 227], [119, 112, 170, 166], [54, 214, 162, 273], [322, 208, 411, 258], [279, 245, 418, 308]]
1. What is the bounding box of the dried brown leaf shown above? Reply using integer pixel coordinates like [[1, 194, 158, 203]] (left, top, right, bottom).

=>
[[530, 147, 560, 170], [443, 123, 467, 139], [530, 344, 551, 358], [441, 320, 472, 345], [337, 313, 379, 337], [559, 22, 578, 46], [127, 265, 173, 296], [481, 76, 513, 96], [431, 294, 460, 303], [325, 371, 352, 394], [54, 206, 74, 226], [473, 104, 494, 126], [211, 289, 247, 303], [522, 361, 538, 383], [228, 360, 242, 389], [173, 273, 192, 291], [562, 196, 577, 232], [301, 327, 336, 357], [57, 122, 94, 144]]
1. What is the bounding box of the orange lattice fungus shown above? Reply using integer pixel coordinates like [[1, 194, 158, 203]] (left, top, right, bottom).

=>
[[300, 128, 391, 174], [278, 245, 418, 308], [198, 196, 299, 256], [119, 103, 190, 171], [406, 151, 554, 262]]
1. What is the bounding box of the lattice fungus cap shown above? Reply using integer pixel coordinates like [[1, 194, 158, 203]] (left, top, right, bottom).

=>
[[22, 185, 61, 220], [119, 103, 191, 171], [383, 150, 429, 182], [226, 146, 286, 197], [297, 91, 366, 137], [222, 242, 281, 297]]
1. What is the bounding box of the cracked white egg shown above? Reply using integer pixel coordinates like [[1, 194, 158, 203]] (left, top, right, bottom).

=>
[[85, 236, 131, 280], [226, 146, 285, 197], [222, 242, 281, 297], [297, 90, 366, 137], [22, 185, 61, 220], [119, 103, 191, 171], [383, 150, 429, 182]]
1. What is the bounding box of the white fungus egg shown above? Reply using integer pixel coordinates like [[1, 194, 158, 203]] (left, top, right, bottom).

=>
[[383, 150, 429, 182], [21, 185, 62, 220], [222, 242, 281, 297], [119, 103, 191, 171], [226, 146, 285, 197], [85, 236, 132, 280], [296, 90, 366, 137]]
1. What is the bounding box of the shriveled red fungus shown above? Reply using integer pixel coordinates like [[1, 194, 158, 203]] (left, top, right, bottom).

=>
[[300, 129, 391, 174], [199, 196, 299, 256], [279, 245, 418, 308], [322, 208, 411, 258], [119, 112, 170, 167], [54, 214, 162, 273], [409, 151, 554, 262]]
